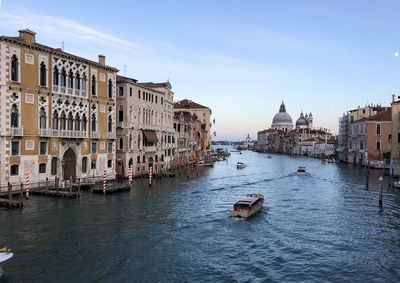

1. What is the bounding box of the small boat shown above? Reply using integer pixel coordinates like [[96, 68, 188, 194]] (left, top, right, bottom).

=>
[[204, 162, 215, 167], [217, 157, 224, 161], [0, 247, 13, 263], [230, 194, 264, 218], [267, 154, 272, 159], [237, 162, 246, 169], [297, 166, 306, 175], [239, 152, 242, 155], [393, 181, 400, 189]]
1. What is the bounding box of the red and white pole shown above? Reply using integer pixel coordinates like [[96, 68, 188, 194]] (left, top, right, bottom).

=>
[[149, 167, 152, 187], [103, 170, 106, 194], [129, 165, 132, 185], [25, 172, 30, 199]]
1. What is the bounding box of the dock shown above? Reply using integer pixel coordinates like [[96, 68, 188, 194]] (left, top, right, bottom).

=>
[[30, 188, 78, 198], [92, 184, 131, 194], [0, 184, 23, 208]]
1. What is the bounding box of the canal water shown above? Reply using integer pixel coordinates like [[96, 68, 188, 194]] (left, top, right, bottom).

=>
[[1, 148, 400, 282]]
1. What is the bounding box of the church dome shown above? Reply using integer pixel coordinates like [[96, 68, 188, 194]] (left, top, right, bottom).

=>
[[271, 101, 293, 131], [296, 112, 308, 127]]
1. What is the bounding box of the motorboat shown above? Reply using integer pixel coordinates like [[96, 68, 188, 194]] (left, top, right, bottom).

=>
[[203, 161, 215, 167], [0, 247, 13, 263], [297, 166, 306, 175], [230, 194, 264, 218], [267, 154, 272, 159], [237, 162, 246, 169]]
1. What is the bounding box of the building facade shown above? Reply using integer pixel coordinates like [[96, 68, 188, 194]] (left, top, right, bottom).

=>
[[0, 29, 118, 188]]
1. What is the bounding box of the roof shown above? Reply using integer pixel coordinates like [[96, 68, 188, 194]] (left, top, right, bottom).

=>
[[116, 74, 137, 83], [1, 35, 118, 72], [138, 82, 170, 89], [235, 197, 259, 205], [174, 99, 210, 110], [365, 108, 391, 122]]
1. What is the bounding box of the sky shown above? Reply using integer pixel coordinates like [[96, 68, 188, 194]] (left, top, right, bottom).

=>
[[1, 0, 400, 141]]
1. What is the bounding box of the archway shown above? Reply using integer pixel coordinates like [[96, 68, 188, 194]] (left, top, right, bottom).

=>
[[116, 158, 125, 178], [62, 148, 76, 181]]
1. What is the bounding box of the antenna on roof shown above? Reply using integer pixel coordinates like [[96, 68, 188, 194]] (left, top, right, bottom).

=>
[[61, 41, 64, 51], [124, 65, 126, 77]]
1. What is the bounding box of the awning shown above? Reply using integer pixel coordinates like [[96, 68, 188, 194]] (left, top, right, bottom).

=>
[[143, 130, 158, 143]]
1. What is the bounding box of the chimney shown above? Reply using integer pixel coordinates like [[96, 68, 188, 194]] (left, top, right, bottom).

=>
[[18, 29, 36, 43], [98, 55, 105, 65]]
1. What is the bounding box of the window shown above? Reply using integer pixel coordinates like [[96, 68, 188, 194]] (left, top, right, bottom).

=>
[[138, 90, 141, 99], [82, 74, 87, 91], [52, 111, 59, 130], [360, 141, 363, 150], [108, 142, 113, 153], [68, 70, 73, 88], [119, 106, 123, 122], [11, 141, 19, 156], [108, 79, 113, 98], [108, 160, 112, 168], [10, 164, 19, 176], [108, 115, 112, 133], [91, 114, 97, 132], [39, 108, 46, 129], [82, 157, 87, 173], [156, 96, 158, 103], [75, 73, 81, 90], [51, 157, 57, 175], [75, 114, 81, 131], [91, 142, 97, 154], [161, 97, 164, 105], [398, 133, 400, 144], [129, 87, 132, 97], [53, 67, 59, 86], [40, 62, 46, 87], [39, 163, 46, 174], [60, 68, 66, 87], [137, 156, 141, 163], [82, 114, 87, 132], [376, 124, 381, 135], [40, 141, 47, 155], [91, 75, 96, 96], [363, 109, 365, 114], [376, 140, 381, 151], [91, 159, 96, 169], [119, 86, 124, 97], [142, 156, 145, 163], [11, 55, 19, 82], [11, 104, 18, 128], [119, 137, 123, 150], [67, 113, 73, 130]]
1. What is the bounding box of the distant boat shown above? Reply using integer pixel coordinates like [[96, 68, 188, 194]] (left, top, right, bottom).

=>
[[204, 161, 215, 167], [237, 162, 246, 169], [230, 194, 264, 218], [297, 166, 306, 175], [0, 247, 13, 263], [267, 154, 272, 159]]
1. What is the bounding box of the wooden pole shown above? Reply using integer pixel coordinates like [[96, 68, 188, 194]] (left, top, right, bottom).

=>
[[20, 183, 23, 203], [56, 176, 59, 194], [379, 176, 383, 208], [77, 178, 81, 198], [69, 176, 72, 194], [45, 177, 49, 193], [8, 183, 12, 208]]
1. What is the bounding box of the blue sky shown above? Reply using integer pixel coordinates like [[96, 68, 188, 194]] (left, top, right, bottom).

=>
[[1, 0, 400, 140]]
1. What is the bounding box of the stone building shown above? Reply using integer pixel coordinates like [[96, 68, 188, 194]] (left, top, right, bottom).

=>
[[173, 111, 196, 167], [271, 101, 293, 132], [0, 29, 118, 188], [115, 76, 175, 177]]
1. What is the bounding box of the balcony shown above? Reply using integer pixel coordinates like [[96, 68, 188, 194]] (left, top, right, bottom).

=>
[[178, 147, 190, 152], [91, 132, 100, 139], [9, 127, 23, 136], [39, 129, 51, 137], [52, 129, 59, 137], [139, 124, 160, 131], [116, 121, 123, 128], [108, 132, 116, 139], [144, 146, 157, 152]]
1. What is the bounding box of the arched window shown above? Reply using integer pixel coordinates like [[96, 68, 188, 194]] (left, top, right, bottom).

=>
[[67, 113, 73, 130], [91, 75, 96, 96], [75, 114, 81, 131], [108, 115, 112, 133], [91, 114, 96, 132], [119, 105, 123, 122], [108, 79, 112, 98], [10, 104, 19, 128], [138, 134, 141, 149], [82, 74, 87, 91], [40, 62, 46, 87], [11, 55, 18, 81], [52, 111, 59, 130], [60, 68, 66, 87], [60, 112, 66, 130], [129, 134, 132, 150], [53, 67, 59, 85], [75, 73, 80, 90], [119, 137, 123, 150], [39, 107, 46, 129], [68, 70, 73, 88], [128, 158, 133, 168], [82, 114, 87, 131]]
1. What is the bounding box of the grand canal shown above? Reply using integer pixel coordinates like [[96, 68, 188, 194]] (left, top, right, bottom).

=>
[[1, 148, 400, 282]]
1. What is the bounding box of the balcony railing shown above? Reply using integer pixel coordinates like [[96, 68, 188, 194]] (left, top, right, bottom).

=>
[[139, 124, 160, 131], [92, 132, 100, 139], [39, 129, 51, 137], [10, 127, 23, 136], [116, 121, 123, 128], [144, 146, 157, 152], [108, 132, 116, 139]]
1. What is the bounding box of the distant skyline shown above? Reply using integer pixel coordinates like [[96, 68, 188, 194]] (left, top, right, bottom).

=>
[[1, 0, 400, 141]]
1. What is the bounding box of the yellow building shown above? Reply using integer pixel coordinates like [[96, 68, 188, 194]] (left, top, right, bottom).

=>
[[0, 29, 118, 189]]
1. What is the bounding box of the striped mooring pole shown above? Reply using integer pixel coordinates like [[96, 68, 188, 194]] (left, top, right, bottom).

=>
[[103, 170, 107, 194], [129, 165, 132, 184], [25, 172, 30, 199], [149, 167, 152, 187]]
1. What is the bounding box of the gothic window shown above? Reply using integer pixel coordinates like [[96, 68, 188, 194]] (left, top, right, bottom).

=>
[[60, 68, 66, 87], [91, 75, 96, 96], [82, 74, 87, 91], [11, 55, 19, 81], [67, 113, 73, 130], [51, 157, 58, 175], [75, 114, 81, 131], [40, 62, 47, 87], [60, 112, 66, 130], [82, 114, 87, 131], [75, 73, 80, 90], [82, 157, 87, 173], [91, 114, 96, 132], [10, 104, 19, 128], [52, 111, 59, 130], [53, 67, 59, 85], [108, 115, 112, 133], [108, 79, 113, 98], [68, 70, 73, 88], [39, 107, 46, 129], [129, 134, 132, 150]]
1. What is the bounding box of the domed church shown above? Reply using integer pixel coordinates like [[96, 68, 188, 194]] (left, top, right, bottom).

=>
[[271, 101, 293, 132], [295, 111, 313, 129]]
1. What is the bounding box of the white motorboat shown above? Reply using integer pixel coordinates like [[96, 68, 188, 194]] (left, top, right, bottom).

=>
[[230, 194, 264, 218], [297, 166, 306, 175], [237, 162, 246, 169], [0, 247, 13, 263]]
